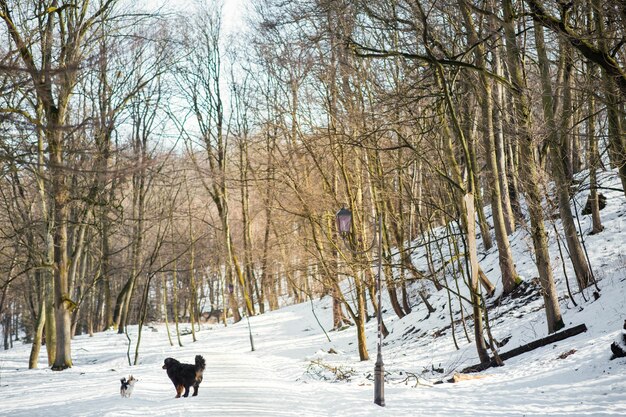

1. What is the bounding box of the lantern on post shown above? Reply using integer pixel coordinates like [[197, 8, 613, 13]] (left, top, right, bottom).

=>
[[336, 207, 352, 236], [335, 206, 385, 407]]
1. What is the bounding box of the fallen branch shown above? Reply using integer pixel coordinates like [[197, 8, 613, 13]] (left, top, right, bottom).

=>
[[448, 372, 488, 383], [461, 323, 588, 373]]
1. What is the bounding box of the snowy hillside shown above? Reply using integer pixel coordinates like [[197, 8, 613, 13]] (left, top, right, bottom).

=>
[[1, 172, 625, 417]]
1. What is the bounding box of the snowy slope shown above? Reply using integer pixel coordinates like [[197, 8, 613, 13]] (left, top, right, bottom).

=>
[[1, 171, 625, 417]]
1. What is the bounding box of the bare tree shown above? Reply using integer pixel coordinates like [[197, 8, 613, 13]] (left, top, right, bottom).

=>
[[0, 0, 118, 369], [175, 1, 243, 322]]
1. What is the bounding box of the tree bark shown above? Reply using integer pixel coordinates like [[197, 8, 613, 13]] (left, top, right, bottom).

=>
[[458, 0, 520, 294], [534, 21, 594, 291], [503, 0, 564, 333], [490, 14, 517, 234], [586, 60, 604, 234], [464, 194, 490, 364], [29, 273, 46, 369]]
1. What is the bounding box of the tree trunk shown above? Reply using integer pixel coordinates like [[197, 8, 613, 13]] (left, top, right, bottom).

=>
[[185, 176, 198, 342], [534, 22, 594, 291], [100, 209, 114, 330], [587, 62, 604, 234], [117, 131, 147, 334], [188, 230, 198, 343], [29, 273, 46, 369], [490, 14, 516, 234], [162, 273, 173, 347], [50, 115, 73, 370], [458, 0, 520, 294], [591, 0, 626, 196], [239, 135, 257, 316], [172, 254, 183, 347], [354, 271, 370, 361], [133, 274, 155, 365], [433, 64, 496, 296], [464, 194, 490, 363], [503, 0, 563, 333], [462, 98, 493, 251]]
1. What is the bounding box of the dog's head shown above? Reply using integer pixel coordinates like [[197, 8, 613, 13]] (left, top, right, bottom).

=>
[[162, 357, 180, 370], [121, 375, 138, 387]]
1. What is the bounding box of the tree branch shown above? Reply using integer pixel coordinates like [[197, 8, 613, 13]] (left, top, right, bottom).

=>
[[347, 39, 513, 89], [525, 0, 626, 97]]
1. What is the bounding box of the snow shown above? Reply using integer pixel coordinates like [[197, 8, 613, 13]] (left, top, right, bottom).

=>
[[1, 171, 626, 416]]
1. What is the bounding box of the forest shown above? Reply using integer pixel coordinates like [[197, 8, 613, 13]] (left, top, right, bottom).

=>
[[0, 0, 624, 372]]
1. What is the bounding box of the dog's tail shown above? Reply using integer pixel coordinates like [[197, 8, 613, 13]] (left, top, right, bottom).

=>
[[195, 355, 206, 372]]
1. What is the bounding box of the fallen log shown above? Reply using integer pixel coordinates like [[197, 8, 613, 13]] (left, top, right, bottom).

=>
[[448, 372, 488, 383], [461, 323, 588, 373]]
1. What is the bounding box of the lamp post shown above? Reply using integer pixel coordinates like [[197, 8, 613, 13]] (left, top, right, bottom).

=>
[[336, 207, 385, 407]]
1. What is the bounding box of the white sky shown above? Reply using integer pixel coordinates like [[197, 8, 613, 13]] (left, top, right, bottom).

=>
[[140, 0, 248, 34]]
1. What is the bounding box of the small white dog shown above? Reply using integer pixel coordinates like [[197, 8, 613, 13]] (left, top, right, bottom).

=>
[[120, 375, 138, 398]]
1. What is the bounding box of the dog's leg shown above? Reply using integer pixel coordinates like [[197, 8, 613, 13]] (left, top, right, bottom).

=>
[[183, 385, 190, 397], [193, 374, 202, 396], [175, 385, 184, 398]]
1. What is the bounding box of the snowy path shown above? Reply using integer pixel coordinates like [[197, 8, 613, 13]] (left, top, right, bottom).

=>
[[1, 289, 626, 416], [0, 311, 384, 417], [1, 340, 337, 417], [189, 350, 329, 416]]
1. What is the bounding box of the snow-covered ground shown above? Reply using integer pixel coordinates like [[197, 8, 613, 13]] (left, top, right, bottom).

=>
[[1, 171, 626, 416]]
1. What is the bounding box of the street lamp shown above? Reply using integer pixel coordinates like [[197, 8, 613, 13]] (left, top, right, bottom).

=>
[[336, 207, 352, 237], [335, 207, 385, 407]]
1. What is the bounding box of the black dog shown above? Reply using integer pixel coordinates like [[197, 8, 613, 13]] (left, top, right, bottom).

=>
[[162, 355, 206, 398]]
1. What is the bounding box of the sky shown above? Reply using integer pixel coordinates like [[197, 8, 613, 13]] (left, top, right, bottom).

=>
[[145, 0, 248, 34], [222, 0, 247, 34]]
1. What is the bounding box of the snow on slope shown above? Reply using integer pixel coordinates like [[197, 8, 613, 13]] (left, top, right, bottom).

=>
[[0, 171, 625, 416]]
